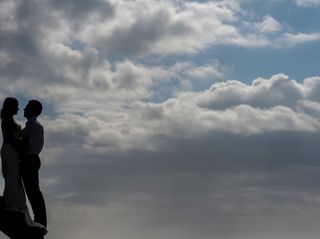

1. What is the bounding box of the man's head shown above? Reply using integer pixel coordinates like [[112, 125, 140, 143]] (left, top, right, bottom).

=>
[[24, 100, 43, 119]]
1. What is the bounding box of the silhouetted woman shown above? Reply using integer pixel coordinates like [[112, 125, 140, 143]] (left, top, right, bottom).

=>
[[1, 97, 33, 225]]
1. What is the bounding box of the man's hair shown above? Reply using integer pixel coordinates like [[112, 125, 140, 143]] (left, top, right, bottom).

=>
[[28, 100, 43, 117]]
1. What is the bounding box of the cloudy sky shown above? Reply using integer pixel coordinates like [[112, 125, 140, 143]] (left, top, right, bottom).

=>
[[1, 0, 320, 238]]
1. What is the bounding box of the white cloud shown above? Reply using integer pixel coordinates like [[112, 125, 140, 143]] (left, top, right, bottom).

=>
[[36, 74, 320, 156], [255, 15, 282, 33], [186, 65, 223, 80], [295, 0, 320, 6], [57, 0, 319, 56], [197, 74, 305, 109], [303, 76, 320, 101], [1, 0, 319, 75], [280, 32, 320, 46], [79, 0, 246, 55]]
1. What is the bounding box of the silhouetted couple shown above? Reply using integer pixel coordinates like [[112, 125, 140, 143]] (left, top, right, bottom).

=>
[[1, 97, 47, 231]]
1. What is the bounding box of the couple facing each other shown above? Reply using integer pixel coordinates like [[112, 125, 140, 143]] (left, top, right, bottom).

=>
[[1, 97, 47, 230]]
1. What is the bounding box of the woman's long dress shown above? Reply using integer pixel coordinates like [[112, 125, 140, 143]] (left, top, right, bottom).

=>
[[1, 121, 33, 225]]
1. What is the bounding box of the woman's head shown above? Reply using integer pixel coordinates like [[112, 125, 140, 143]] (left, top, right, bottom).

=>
[[1, 97, 19, 119]]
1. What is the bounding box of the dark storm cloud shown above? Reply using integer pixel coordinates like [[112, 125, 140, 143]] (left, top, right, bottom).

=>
[[44, 131, 320, 204], [40, 130, 320, 239]]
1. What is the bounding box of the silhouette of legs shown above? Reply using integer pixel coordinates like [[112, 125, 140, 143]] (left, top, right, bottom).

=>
[[21, 155, 47, 227], [1, 145, 29, 212]]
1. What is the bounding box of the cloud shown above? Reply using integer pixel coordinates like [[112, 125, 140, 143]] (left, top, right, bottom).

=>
[[33, 73, 320, 221], [280, 32, 320, 46], [1, 0, 319, 79], [196, 74, 320, 111], [35, 74, 320, 159], [295, 0, 320, 7], [197, 74, 305, 109], [254, 15, 282, 33], [81, 0, 246, 56], [50, 0, 115, 21], [43, 0, 320, 57], [2, 1, 320, 238], [41, 119, 320, 239]]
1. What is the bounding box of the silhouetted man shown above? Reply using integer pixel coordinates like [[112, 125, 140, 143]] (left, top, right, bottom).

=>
[[20, 100, 47, 228]]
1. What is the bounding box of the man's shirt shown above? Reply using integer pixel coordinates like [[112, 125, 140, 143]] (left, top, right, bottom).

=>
[[21, 117, 44, 155]]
